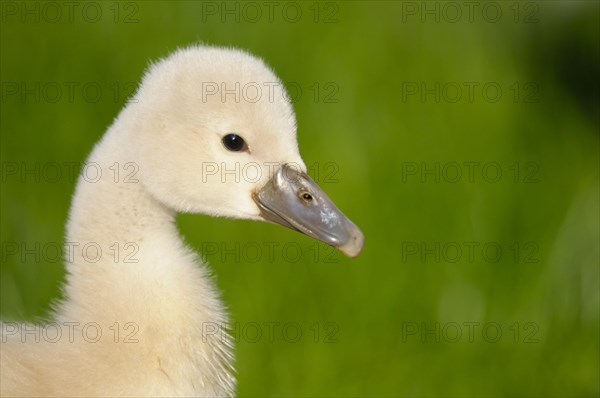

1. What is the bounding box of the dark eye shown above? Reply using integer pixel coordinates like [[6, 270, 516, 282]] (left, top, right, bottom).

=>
[[222, 133, 247, 152], [299, 191, 314, 203]]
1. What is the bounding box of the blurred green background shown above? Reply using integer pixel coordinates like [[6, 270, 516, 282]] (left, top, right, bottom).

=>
[[1, 1, 598, 396]]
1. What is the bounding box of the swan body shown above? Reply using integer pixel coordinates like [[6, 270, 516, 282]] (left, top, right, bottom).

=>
[[0, 45, 363, 397]]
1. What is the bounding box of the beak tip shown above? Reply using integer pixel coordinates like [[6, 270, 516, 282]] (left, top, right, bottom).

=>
[[338, 229, 365, 258]]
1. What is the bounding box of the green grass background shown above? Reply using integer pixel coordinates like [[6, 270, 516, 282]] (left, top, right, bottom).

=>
[[1, 1, 598, 396]]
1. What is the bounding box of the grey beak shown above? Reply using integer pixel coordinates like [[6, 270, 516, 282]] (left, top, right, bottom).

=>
[[253, 164, 364, 257]]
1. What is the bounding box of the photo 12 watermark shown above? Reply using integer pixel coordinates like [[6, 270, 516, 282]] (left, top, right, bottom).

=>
[[399, 2, 540, 24], [202, 321, 340, 344], [200, 81, 339, 104], [199, 161, 339, 184], [200, 240, 341, 264], [199, 1, 340, 24], [401, 82, 540, 104], [400, 161, 540, 183], [1, 241, 140, 264], [1, 321, 139, 344], [401, 321, 541, 343], [1, 1, 140, 24], [1, 81, 138, 104], [401, 241, 540, 264], [1, 161, 139, 184]]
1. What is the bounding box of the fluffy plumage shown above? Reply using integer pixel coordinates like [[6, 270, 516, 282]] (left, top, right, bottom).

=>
[[1, 45, 307, 397]]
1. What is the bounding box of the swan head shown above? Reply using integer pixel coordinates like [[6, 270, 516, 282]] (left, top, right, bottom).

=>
[[126, 45, 363, 257]]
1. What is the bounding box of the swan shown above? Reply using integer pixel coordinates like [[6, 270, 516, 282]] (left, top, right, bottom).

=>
[[0, 45, 364, 397]]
